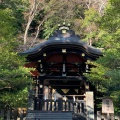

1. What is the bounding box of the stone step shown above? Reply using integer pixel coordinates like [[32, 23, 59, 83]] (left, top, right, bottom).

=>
[[26, 111, 72, 120]]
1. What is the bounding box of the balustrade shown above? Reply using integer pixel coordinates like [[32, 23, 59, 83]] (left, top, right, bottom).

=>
[[35, 99, 86, 114]]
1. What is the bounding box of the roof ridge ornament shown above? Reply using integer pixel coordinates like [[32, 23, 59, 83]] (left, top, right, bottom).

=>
[[58, 22, 70, 34]]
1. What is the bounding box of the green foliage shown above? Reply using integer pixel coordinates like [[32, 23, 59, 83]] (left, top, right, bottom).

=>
[[0, 3, 30, 109], [82, 8, 100, 27], [0, 117, 4, 120], [43, 17, 60, 39], [84, 0, 120, 113], [0, 43, 30, 109], [0, 87, 28, 109], [0, 9, 17, 41], [0, 0, 29, 32], [0, 52, 30, 109], [43, 0, 87, 39], [81, 8, 100, 42], [0, 0, 119, 114], [85, 49, 120, 113]]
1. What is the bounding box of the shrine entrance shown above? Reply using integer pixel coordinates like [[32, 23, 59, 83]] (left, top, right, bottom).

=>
[[20, 24, 102, 120]]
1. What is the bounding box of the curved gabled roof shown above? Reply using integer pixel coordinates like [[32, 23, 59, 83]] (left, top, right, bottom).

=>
[[19, 29, 102, 61]]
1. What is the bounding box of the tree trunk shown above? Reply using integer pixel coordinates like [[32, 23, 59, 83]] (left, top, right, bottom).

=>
[[24, 0, 40, 45]]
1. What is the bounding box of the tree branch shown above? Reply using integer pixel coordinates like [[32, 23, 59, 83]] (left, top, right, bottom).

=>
[[24, 0, 41, 46]]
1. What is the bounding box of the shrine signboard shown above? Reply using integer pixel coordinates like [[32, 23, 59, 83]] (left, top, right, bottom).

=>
[[102, 98, 114, 113]]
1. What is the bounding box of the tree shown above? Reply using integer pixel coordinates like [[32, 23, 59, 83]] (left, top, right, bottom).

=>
[[0, 0, 29, 32], [43, 0, 87, 39], [43, 0, 108, 40], [85, 0, 120, 113], [0, 7, 30, 109], [23, 0, 45, 45], [20, 0, 108, 48], [81, 8, 100, 45]]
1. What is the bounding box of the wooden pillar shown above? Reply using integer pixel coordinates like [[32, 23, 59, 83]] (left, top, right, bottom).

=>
[[34, 97, 37, 110], [7, 109, 10, 120], [58, 98, 63, 111], [39, 79, 43, 110], [48, 86, 52, 99], [33, 76, 38, 110], [1, 109, 4, 119], [13, 108, 18, 120], [35, 79, 40, 110], [39, 79, 43, 100]]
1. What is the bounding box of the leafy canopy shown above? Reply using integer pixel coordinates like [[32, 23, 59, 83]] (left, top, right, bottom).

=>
[[0, 7, 30, 109], [85, 0, 120, 113]]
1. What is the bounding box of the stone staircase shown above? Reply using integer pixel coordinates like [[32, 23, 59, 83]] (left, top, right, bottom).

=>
[[26, 111, 72, 120]]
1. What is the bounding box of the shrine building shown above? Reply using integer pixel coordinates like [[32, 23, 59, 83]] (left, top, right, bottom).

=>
[[20, 24, 102, 120]]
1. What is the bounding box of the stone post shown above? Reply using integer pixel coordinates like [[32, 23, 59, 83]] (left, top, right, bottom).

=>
[[86, 91, 94, 120]]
